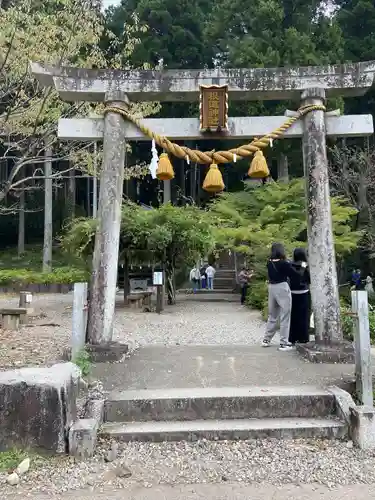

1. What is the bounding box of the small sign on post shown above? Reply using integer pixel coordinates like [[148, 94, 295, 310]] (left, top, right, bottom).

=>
[[19, 291, 33, 324], [352, 290, 373, 406], [153, 271, 163, 286], [199, 85, 228, 132], [153, 271, 164, 314]]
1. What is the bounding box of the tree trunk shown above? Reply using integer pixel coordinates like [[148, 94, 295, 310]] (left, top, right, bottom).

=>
[[92, 142, 98, 218], [18, 190, 25, 256], [163, 180, 171, 204], [68, 166, 76, 219], [87, 176, 91, 217], [43, 145, 53, 272], [165, 259, 176, 305], [93, 175, 98, 218], [277, 153, 289, 183], [123, 253, 130, 304]]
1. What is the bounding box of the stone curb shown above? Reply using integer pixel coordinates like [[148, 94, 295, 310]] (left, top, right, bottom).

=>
[[69, 398, 104, 459], [296, 341, 355, 364]]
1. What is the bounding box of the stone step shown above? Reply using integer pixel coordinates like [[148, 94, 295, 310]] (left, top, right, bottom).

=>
[[104, 386, 336, 423], [213, 282, 236, 290], [100, 417, 347, 442], [178, 289, 237, 294], [214, 278, 235, 285]]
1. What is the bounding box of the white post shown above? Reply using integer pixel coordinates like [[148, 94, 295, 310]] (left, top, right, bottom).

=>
[[72, 282, 88, 359], [352, 290, 373, 406]]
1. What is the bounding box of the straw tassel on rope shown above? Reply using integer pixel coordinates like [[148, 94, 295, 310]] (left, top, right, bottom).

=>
[[157, 152, 175, 181], [248, 138, 270, 179], [203, 162, 225, 193]]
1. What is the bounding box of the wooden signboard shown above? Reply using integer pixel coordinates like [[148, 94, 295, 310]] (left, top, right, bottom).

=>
[[199, 85, 228, 132]]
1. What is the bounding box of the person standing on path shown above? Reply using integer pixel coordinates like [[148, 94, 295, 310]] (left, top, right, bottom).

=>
[[189, 266, 201, 293], [238, 267, 253, 305], [352, 269, 362, 290], [365, 274, 374, 295], [288, 248, 310, 345], [206, 264, 216, 290], [262, 243, 305, 351]]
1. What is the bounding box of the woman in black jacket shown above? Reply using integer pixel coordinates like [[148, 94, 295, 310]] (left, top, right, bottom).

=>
[[262, 243, 305, 351], [288, 248, 311, 345]]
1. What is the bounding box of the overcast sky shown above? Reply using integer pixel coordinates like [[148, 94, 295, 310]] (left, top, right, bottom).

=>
[[102, 0, 120, 8]]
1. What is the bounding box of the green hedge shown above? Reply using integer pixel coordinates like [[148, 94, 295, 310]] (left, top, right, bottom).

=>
[[341, 295, 375, 343], [0, 267, 90, 285], [246, 281, 268, 311]]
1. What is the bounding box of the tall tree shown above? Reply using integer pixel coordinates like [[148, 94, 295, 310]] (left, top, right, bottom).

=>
[[0, 0, 159, 266], [205, 0, 344, 67], [105, 0, 213, 69], [335, 0, 375, 115], [336, 0, 375, 61]]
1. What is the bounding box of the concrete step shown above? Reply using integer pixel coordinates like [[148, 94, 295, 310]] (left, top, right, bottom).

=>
[[104, 386, 336, 423], [100, 417, 347, 442]]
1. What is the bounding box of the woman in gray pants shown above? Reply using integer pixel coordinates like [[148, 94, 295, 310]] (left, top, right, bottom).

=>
[[262, 243, 306, 351]]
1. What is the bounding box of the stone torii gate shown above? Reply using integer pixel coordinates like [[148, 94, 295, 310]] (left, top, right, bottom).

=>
[[31, 61, 375, 360]]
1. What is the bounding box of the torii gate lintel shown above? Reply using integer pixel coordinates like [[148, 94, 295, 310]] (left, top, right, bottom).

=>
[[30, 60, 375, 102]]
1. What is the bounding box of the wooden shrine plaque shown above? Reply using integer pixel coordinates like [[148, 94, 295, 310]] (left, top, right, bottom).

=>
[[199, 85, 228, 132]]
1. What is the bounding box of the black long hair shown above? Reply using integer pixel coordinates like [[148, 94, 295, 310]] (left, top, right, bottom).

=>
[[293, 247, 307, 263], [270, 242, 286, 260]]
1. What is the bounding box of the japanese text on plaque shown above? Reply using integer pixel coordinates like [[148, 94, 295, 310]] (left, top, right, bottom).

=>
[[206, 91, 220, 128], [200, 85, 228, 132]]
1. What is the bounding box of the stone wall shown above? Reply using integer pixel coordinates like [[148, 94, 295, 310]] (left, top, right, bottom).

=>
[[0, 362, 81, 453]]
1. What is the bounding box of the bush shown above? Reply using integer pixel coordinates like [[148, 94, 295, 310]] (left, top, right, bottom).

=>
[[341, 301, 375, 344], [72, 348, 92, 377], [339, 284, 352, 306], [0, 267, 90, 286], [246, 280, 268, 310], [262, 302, 268, 321]]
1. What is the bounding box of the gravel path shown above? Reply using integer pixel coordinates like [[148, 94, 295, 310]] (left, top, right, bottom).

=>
[[0, 294, 72, 370], [0, 293, 264, 369], [7, 484, 375, 500], [2, 439, 375, 497], [113, 297, 265, 347]]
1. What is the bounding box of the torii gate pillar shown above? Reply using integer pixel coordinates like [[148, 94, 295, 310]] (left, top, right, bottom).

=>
[[300, 87, 345, 359], [87, 90, 128, 347]]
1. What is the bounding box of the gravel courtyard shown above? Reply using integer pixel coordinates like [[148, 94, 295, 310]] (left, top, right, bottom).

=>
[[0, 291, 372, 498], [0, 292, 264, 369]]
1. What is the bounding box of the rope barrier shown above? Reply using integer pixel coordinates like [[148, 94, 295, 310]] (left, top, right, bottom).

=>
[[103, 102, 327, 191], [104, 103, 326, 165]]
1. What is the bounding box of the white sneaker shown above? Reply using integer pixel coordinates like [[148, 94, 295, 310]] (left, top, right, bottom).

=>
[[278, 343, 294, 352], [262, 340, 271, 347]]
